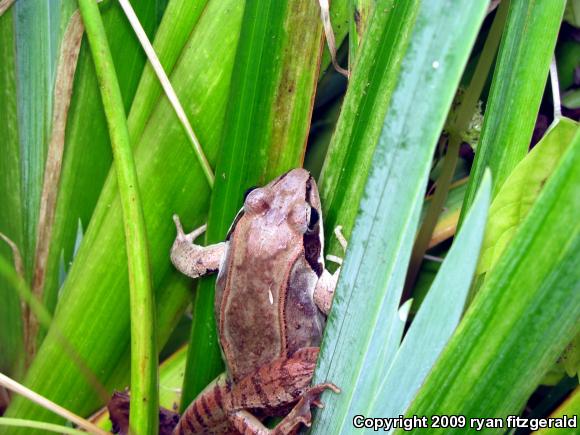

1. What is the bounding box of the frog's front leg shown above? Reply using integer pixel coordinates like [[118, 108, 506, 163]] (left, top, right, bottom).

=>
[[313, 269, 339, 315], [314, 226, 348, 315], [228, 347, 339, 435], [170, 214, 225, 278]]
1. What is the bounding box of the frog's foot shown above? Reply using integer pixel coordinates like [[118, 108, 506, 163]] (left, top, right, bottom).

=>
[[229, 383, 339, 435], [316, 226, 348, 314], [170, 215, 224, 279], [283, 382, 340, 428]]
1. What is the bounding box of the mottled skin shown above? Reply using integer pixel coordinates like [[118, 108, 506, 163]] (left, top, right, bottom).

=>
[[170, 169, 341, 434]]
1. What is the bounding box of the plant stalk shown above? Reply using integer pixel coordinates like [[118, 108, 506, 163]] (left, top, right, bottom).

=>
[[77, 1, 158, 433]]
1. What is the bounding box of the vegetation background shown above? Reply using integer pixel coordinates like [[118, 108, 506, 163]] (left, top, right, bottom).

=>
[[0, 0, 579, 433]]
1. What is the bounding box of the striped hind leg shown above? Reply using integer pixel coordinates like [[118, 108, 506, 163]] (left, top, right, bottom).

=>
[[173, 373, 236, 435], [227, 347, 339, 435]]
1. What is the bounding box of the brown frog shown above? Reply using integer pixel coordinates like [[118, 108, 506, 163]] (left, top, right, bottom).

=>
[[170, 168, 343, 434]]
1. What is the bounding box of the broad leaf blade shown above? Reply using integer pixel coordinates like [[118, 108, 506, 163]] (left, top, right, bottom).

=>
[[369, 173, 491, 419], [477, 118, 579, 275], [311, 1, 488, 433]]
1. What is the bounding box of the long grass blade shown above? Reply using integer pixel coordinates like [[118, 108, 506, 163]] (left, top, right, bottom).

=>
[[31, 10, 83, 356], [318, 0, 420, 260], [127, 0, 209, 144], [77, 0, 157, 432], [41, 0, 164, 320], [404, 0, 507, 293], [12, 0, 75, 278], [0, 6, 25, 380], [369, 173, 491, 419], [0, 373, 107, 435], [460, 0, 567, 220], [0, 418, 88, 435], [118, 0, 214, 187]]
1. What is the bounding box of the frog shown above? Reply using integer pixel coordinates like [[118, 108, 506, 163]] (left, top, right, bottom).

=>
[[170, 168, 343, 434]]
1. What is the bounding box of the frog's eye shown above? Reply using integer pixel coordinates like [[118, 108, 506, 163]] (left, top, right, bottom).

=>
[[244, 188, 270, 214], [243, 186, 257, 200]]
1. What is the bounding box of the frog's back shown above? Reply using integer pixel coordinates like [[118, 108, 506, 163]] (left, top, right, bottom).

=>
[[216, 212, 323, 382]]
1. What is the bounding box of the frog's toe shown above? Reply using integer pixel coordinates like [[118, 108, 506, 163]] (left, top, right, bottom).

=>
[[172, 214, 206, 243], [172, 214, 185, 236]]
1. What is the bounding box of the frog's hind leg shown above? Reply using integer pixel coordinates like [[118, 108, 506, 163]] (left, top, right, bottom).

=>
[[173, 374, 237, 435], [228, 347, 339, 435], [170, 214, 225, 279]]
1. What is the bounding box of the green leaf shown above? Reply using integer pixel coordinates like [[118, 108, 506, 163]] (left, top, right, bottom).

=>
[[181, 0, 325, 406], [536, 388, 580, 435], [42, 0, 164, 318], [369, 172, 491, 418], [318, 0, 420, 260], [78, 0, 159, 430], [0, 6, 25, 380], [11, 0, 76, 278], [311, 1, 488, 433], [477, 118, 579, 275], [402, 128, 580, 434], [6, 0, 245, 425], [461, 0, 567, 219]]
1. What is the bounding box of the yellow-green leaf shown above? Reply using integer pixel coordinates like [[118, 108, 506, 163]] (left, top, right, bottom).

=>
[[477, 118, 579, 275]]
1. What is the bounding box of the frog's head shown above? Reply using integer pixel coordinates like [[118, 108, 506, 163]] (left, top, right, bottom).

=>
[[240, 169, 324, 272], [243, 168, 321, 234]]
